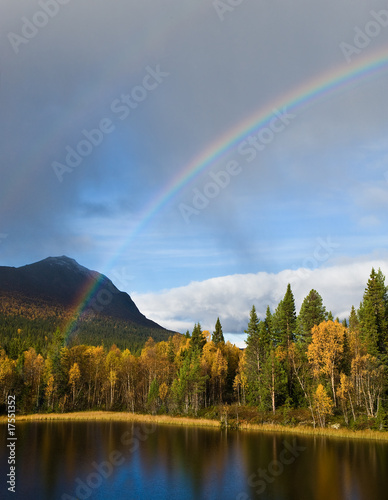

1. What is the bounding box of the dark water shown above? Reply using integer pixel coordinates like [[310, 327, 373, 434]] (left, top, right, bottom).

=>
[[1, 420, 388, 500]]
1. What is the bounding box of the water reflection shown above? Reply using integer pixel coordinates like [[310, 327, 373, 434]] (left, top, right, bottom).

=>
[[0, 421, 388, 499]]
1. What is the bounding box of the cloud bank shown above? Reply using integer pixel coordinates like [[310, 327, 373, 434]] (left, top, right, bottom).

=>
[[132, 257, 388, 346]]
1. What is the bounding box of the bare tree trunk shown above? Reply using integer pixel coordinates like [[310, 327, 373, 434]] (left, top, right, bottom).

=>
[[291, 355, 316, 428], [348, 393, 356, 421], [331, 369, 337, 407]]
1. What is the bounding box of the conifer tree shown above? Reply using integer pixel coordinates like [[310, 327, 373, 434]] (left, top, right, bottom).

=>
[[245, 305, 260, 338], [358, 268, 388, 357], [244, 305, 285, 410], [244, 306, 261, 406], [273, 284, 297, 347], [260, 306, 286, 413], [261, 306, 274, 347], [190, 323, 206, 353], [349, 305, 359, 332], [212, 317, 225, 346], [297, 289, 327, 344], [348, 305, 363, 359], [272, 284, 297, 400], [245, 306, 261, 367]]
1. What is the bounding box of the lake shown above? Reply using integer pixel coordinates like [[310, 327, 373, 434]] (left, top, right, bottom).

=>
[[1, 420, 388, 499]]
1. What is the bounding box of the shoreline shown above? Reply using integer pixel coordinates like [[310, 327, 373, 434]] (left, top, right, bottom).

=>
[[0, 411, 219, 428], [1, 411, 388, 441]]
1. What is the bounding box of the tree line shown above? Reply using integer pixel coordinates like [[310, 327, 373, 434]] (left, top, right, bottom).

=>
[[0, 268, 387, 429], [241, 268, 388, 428], [0, 303, 171, 359]]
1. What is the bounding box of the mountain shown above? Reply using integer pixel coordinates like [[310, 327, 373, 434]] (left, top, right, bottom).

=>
[[0, 256, 175, 354], [0, 256, 161, 328]]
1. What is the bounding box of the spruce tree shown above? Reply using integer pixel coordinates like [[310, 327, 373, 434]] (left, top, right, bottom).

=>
[[245, 305, 260, 339], [272, 284, 297, 401], [273, 284, 297, 347], [259, 306, 285, 412], [358, 268, 388, 357], [212, 317, 225, 346], [190, 323, 206, 352], [244, 306, 261, 406], [348, 305, 359, 332], [261, 306, 274, 347], [244, 305, 260, 365], [297, 289, 327, 344]]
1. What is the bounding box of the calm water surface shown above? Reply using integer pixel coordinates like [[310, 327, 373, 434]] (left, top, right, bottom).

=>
[[1, 420, 388, 500]]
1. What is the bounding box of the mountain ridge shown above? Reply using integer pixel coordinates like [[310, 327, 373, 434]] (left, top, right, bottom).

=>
[[0, 255, 167, 331]]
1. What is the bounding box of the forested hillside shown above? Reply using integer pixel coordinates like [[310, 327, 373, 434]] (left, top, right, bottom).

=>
[[1, 268, 387, 430], [0, 256, 175, 354]]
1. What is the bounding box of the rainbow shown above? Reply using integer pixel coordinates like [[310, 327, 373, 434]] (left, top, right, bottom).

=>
[[60, 46, 388, 343]]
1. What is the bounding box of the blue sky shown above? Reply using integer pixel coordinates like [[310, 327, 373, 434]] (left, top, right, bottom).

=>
[[1, 1, 388, 345]]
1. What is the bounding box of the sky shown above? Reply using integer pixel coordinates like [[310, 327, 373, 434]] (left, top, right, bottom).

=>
[[1, 1, 388, 346]]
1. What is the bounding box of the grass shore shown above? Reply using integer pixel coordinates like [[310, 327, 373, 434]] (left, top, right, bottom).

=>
[[239, 422, 388, 442], [0, 411, 219, 428], [1, 411, 388, 441]]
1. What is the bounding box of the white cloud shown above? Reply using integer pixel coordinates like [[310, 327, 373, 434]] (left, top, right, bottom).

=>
[[132, 257, 388, 340]]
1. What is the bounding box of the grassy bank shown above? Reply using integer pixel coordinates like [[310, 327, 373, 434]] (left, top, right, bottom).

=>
[[0, 411, 219, 428], [240, 422, 388, 442], [1, 411, 388, 441]]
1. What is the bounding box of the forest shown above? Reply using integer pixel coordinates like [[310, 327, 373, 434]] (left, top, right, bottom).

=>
[[0, 267, 387, 430], [0, 295, 172, 358]]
